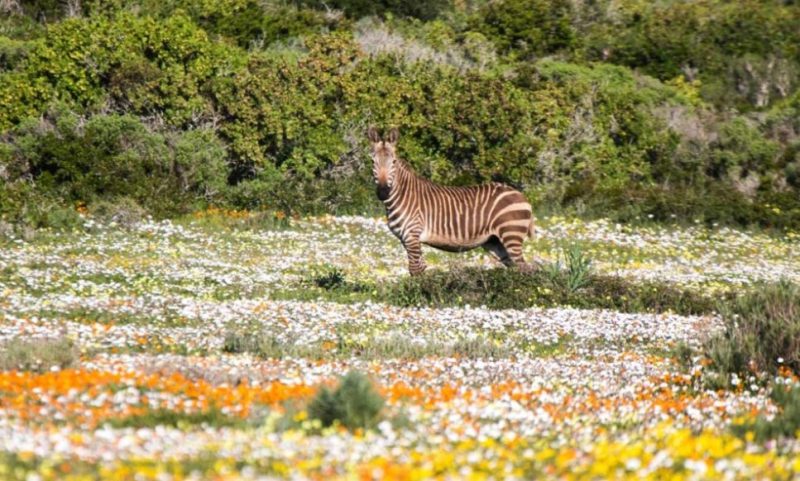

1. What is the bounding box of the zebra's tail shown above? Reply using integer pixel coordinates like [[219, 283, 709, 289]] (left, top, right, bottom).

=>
[[527, 217, 535, 238]]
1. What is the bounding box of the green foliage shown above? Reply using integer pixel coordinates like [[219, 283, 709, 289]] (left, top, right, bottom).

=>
[[0, 12, 244, 130], [394, 269, 713, 314], [583, 182, 800, 231], [15, 0, 65, 23], [0, 336, 78, 372], [3, 109, 228, 216], [212, 35, 354, 181], [702, 282, 800, 388], [709, 118, 780, 182], [732, 384, 800, 442], [289, 262, 718, 316], [378, 266, 716, 314], [0, 180, 85, 230], [0, 36, 31, 69], [221, 331, 323, 359], [308, 371, 384, 431], [582, 0, 800, 108], [174, 1, 341, 48], [299, 0, 450, 20], [474, 0, 576, 59], [88, 197, 147, 226], [312, 266, 347, 290]]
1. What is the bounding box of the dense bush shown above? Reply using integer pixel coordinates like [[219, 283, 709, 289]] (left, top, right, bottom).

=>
[[172, 0, 343, 48], [0, 12, 244, 131], [2, 108, 228, 216], [581, 0, 800, 109], [298, 0, 450, 21], [1, 1, 799, 228], [474, 0, 576, 59]]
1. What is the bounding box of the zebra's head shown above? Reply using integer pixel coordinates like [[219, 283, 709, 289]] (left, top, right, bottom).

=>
[[368, 127, 399, 201]]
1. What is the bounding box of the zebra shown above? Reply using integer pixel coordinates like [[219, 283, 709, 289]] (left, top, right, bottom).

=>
[[368, 127, 535, 275]]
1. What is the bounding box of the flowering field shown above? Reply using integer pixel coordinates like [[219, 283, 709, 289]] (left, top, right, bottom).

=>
[[1, 212, 799, 480]]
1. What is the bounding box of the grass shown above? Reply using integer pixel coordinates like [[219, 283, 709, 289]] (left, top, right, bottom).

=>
[[0, 337, 78, 372], [296, 264, 721, 315], [222, 331, 323, 359], [178, 209, 294, 233], [335, 332, 512, 360], [521, 334, 576, 357], [105, 408, 245, 429], [222, 330, 512, 360]]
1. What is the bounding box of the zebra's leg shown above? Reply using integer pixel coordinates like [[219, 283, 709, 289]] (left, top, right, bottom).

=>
[[482, 237, 513, 267], [497, 228, 529, 271], [402, 231, 427, 276]]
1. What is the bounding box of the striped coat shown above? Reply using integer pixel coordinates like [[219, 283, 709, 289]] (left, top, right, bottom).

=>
[[369, 127, 534, 275]]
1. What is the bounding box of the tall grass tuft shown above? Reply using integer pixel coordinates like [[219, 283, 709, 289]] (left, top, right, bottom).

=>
[[543, 244, 593, 292]]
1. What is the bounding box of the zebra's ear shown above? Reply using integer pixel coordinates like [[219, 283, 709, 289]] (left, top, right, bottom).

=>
[[385, 127, 399, 144], [367, 126, 381, 143]]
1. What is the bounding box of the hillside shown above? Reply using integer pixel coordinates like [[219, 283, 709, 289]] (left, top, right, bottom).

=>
[[1, 0, 799, 229]]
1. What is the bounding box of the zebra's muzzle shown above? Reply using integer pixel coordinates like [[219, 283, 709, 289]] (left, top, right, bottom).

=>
[[376, 183, 391, 201]]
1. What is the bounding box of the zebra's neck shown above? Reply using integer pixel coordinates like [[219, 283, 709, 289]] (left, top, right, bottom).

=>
[[383, 159, 418, 205]]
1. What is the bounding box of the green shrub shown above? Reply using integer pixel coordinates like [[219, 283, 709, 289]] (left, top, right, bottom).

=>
[[0, 36, 30, 69], [3, 110, 229, 216], [582, 0, 800, 108], [474, 0, 576, 59], [308, 371, 384, 431], [312, 266, 347, 290], [0, 11, 45, 40], [1, 5, 799, 229], [16, 0, 65, 22], [703, 282, 800, 388], [0, 337, 78, 372], [299, 0, 450, 20], [212, 35, 355, 182], [88, 197, 147, 227], [286, 263, 718, 315], [0, 13, 245, 131], [709, 118, 780, 186], [174, 1, 339, 48]]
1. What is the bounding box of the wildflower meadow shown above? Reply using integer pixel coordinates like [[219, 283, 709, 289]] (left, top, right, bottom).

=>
[[1, 210, 799, 480]]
